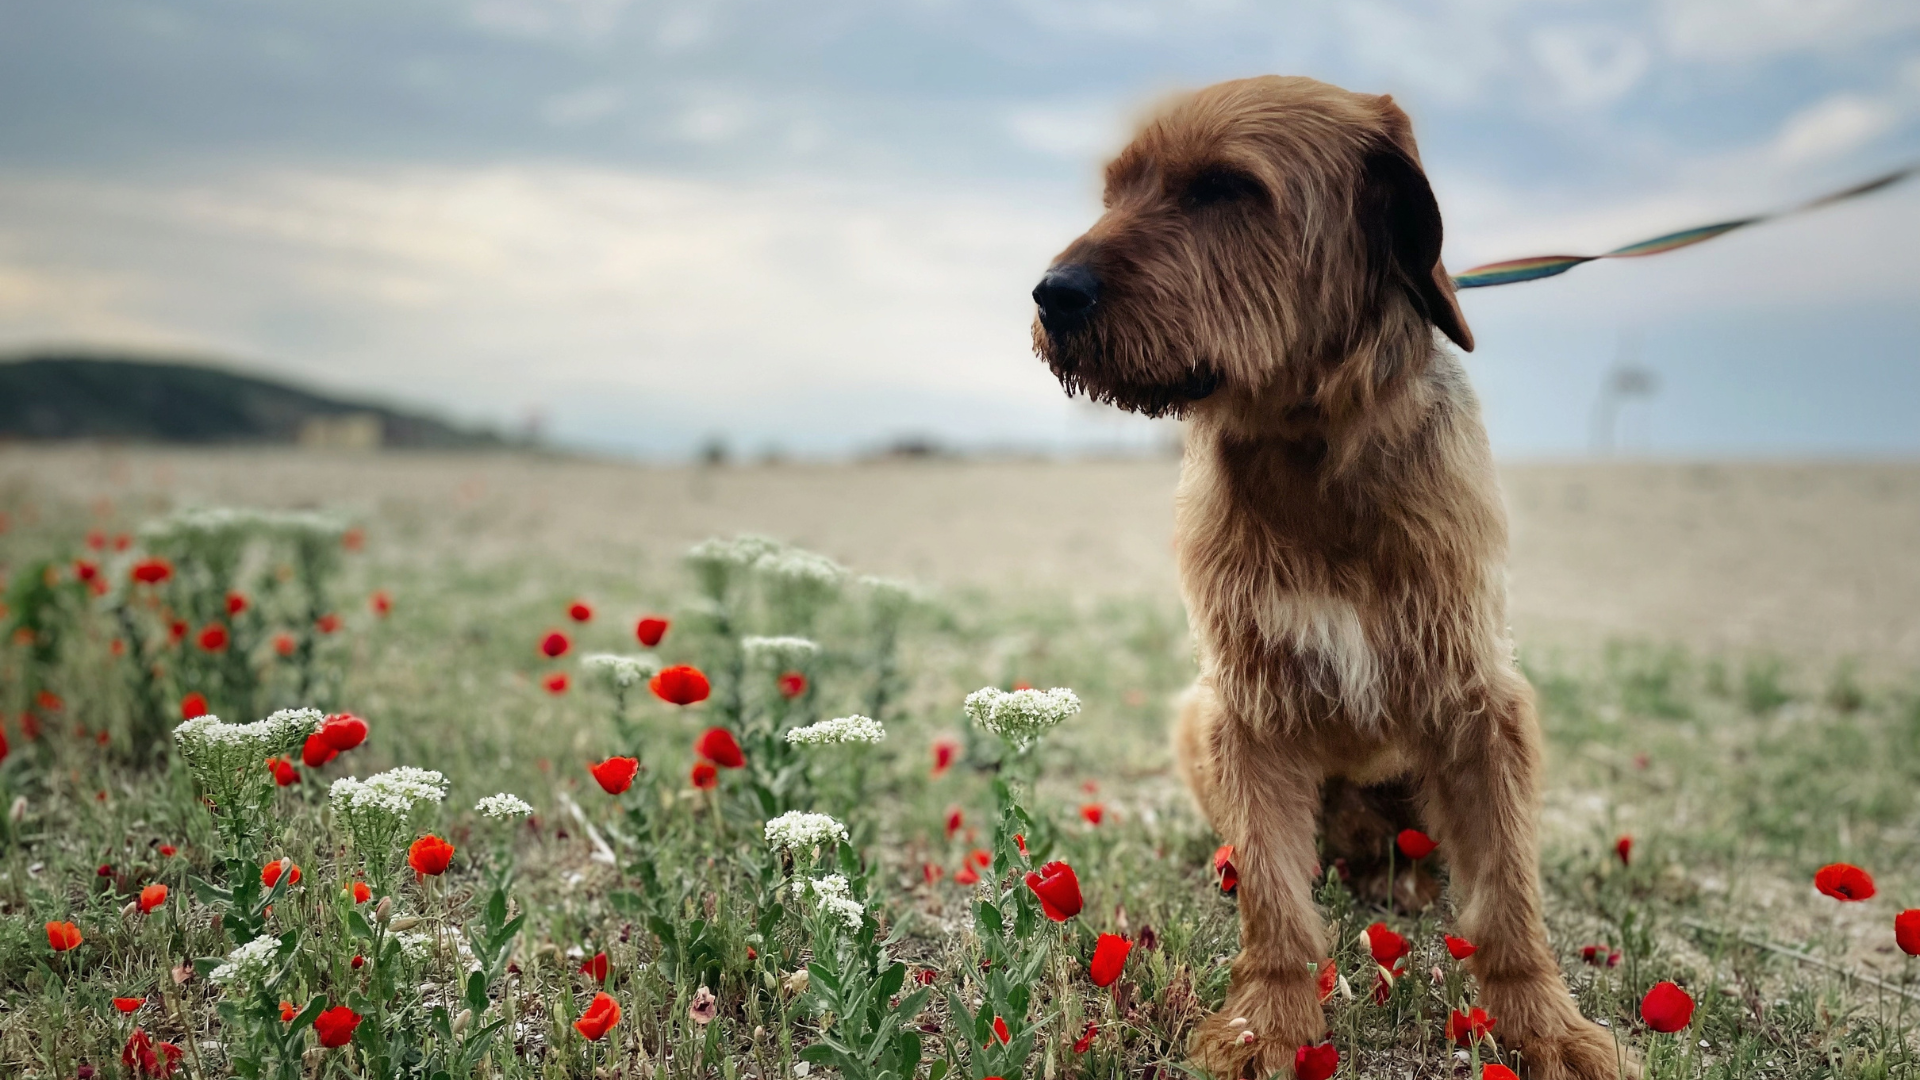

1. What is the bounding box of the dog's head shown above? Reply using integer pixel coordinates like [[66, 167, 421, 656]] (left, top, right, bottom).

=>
[[1031, 76, 1472, 421]]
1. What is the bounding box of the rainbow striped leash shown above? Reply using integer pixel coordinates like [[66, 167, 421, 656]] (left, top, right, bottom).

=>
[[1451, 164, 1917, 289]]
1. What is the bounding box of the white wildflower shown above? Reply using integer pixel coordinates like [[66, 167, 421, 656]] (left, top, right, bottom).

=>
[[474, 793, 534, 820], [786, 715, 885, 746], [807, 874, 866, 932], [581, 652, 662, 687], [963, 686, 1082, 752], [330, 767, 448, 817], [742, 636, 819, 668], [764, 811, 849, 851], [395, 930, 480, 971], [209, 935, 284, 987], [753, 548, 846, 588], [173, 708, 323, 761]]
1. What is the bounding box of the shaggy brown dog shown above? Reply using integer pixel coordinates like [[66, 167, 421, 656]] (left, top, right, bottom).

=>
[[1031, 76, 1631, 1080]]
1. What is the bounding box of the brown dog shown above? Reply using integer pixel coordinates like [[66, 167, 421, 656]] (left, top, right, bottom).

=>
[[1031, 76, 1630, 1080]]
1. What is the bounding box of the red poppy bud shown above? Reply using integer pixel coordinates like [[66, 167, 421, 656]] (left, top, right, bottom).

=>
[[1088, 933, 1131, 987], [1024, 860, 1083, 921], [544, 672, 569, 694], [694, 727, 744, 768], [989, 1016, 1011, 1046], [1080, 803, 1105, 826], [568, 601, 592, 622], [1640, 981, 1694, 1033], [539, 631, 570, 659], [589, 756, 640, 795], [1615, 835, 1633, 866], [945, 808, 963, 839], [635, 616, 669, 647], [1396, 828, 1436, 860], [777, 671, 807, 699], [931, 739, 957, 776], [650, 664, 710, 706]]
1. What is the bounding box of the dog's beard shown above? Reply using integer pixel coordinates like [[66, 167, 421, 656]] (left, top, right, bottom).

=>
[[1034, 322, 1220, 419]]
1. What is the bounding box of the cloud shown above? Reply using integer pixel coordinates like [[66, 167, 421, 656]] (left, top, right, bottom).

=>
[[1770, 93, 1903, 163], [1657, 0, 1920, 62], [1530, 24, 1652, 107]]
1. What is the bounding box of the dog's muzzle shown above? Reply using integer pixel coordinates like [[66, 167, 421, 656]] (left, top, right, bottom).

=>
[[1032, 263, 1099, 336]]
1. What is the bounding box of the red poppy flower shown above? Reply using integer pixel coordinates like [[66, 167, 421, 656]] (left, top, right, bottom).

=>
[[1012, 680, 1032, 691], [350, 954, 364, 969], [635, 616, 669, 647], [1213, 844, 1238, 894], [350, 881, 372, 904], [301, 733, 339, 768], [46, 920, 82, 951], [1315, 958, 1338, 1002], [131, 558, 172, 585], [1080, 803, 1105, 826], [121, 1029, 184, 1077], [651, 665, 710, 706], [1073, 1021, 1098, 1053], [168, 620, 188, 643], [1364, 922, 1409, 967], [574, 992, 621, 1041], [581, 950, 609, 982], [539, 630, 570, 658], [1482, 1066, 1519, 1080], [139, 883, 168, 914], [408, 835, 455, 876], [694, 727, 745, 768], [110, 637, 124, 655], [970, 848, 992, 869], [315, 613, 341, 634], [1013, 833, 1028, 857], [226, 592, 248, 616], [1615, 835, 1633, 866], [98, 863, 115, 878], [1294, 1042, 1339, 1080], [1446, 1006, 1497, 1047], [913, 967, 936, 985], [158, 844, 177, 857], [589, 756, 640, 795], [370, 589, 391, 616], [777, 671, 807, 699], [989, 1016, 1011, 1046], [314, 1005, 362, 1048], [932, 739, 957, 776], [1641, 981, 1694, 1032], [953, 863, 980, 886], [1815, 863, 1876, 901], [1089, 933, 1132, 987], [179, 692, 209, 721], [1371, 966, 1395, 1004], [87, 530, 105, 550], [1024, 860, 1083, 921], [1396, 829, 1437, 860], [267, 756, 299, 786], [75, 559, 99, 582], [1580, 944, 1607, 966], [280, 1000, 298, 1022], [113, 533, 130, 551], [1444, 934, 1478, 960], [261, 859, 301, 888], [568, 600, 593, 622], [690, 760, 718, 789], [36, 690, 62, 712], [273, 633, 296, 657], [945, 807, 963, 839], [319, 713, 368, 751], [1898, 910, 1920, 956], [0, 728, 9, 764], [114, 996, 146, 1013], [923, 862, 943, 884], [544, 672, 570, 694]]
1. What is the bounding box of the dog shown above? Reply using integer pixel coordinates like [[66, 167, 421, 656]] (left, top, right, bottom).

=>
[[1031, 76, 1630, 1080]]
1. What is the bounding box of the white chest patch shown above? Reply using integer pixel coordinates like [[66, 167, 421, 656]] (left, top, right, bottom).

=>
[[1252, 591, 1384, 727]]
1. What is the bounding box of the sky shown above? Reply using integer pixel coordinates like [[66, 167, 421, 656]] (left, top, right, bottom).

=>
[[1, 0, 1916, 459]]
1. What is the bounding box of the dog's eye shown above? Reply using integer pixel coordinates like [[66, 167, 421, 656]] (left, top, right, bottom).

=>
[[1180, 168, 1263, 211]]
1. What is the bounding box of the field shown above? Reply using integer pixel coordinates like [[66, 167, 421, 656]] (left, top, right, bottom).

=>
[[3, 445, 1920, 1080]]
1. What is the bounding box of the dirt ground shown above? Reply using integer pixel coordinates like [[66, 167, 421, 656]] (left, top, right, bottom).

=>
[[4, 445, 1918, 669]]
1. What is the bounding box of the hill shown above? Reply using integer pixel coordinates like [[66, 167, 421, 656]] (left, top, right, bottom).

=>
[[0, 352, 505, 448]]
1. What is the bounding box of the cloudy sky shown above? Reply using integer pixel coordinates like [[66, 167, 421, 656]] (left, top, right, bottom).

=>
[[2, 0, 1917, 458]]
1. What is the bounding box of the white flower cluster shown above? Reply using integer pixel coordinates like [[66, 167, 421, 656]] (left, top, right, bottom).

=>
[[174, 708, 323, 758], [330, 767, 449, 819], [210, 935, 284, 987], [581, 652, 662, 687], [474, 793, 534, 820], [963, 686, 1082, 752], [807, 874, 865, 932], [753, 548, 846, 589], [686, 534, 787, 574], [764, 811, 849, 851], [396, 930, 481, 971], [742, 636, 819, 668], [142, 507, 346, 546], [786, 715, 885, 746]]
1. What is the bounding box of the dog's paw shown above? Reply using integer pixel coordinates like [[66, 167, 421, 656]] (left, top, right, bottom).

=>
[[1188, 974, 1325, 1079], [1506, 1019, 1638, 1080]]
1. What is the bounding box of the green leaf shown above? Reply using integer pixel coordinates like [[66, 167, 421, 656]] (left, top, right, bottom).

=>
[[347, 910, 374, 941], [466, 970, 489, 1014], [975, 901, 1004, 938], [291, 995, 327, 1028]]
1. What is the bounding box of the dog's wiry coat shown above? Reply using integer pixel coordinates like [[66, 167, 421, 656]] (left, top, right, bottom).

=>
[[1033, 76, 1633, 1079]]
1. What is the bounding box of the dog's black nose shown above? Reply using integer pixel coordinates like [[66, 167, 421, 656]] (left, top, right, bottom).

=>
[[1033, 264, 1099, 331]]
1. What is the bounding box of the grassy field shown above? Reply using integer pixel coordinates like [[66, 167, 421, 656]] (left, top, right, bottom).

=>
[[2, 448, 1919, 1079]]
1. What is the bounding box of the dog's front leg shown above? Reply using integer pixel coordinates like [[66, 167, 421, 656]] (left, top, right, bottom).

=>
[[1185, 691, 1329, 1079], [1424, 684, 1638, 1080]]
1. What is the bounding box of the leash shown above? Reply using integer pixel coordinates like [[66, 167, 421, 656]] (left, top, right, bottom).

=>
[[1450, 163, 1917, 289]]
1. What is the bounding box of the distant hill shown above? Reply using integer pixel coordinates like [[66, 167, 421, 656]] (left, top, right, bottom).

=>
[[0, 353, 506, 448]]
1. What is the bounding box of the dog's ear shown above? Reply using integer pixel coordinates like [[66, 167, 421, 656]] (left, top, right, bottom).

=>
[[1357, 101, 1474, 352]]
